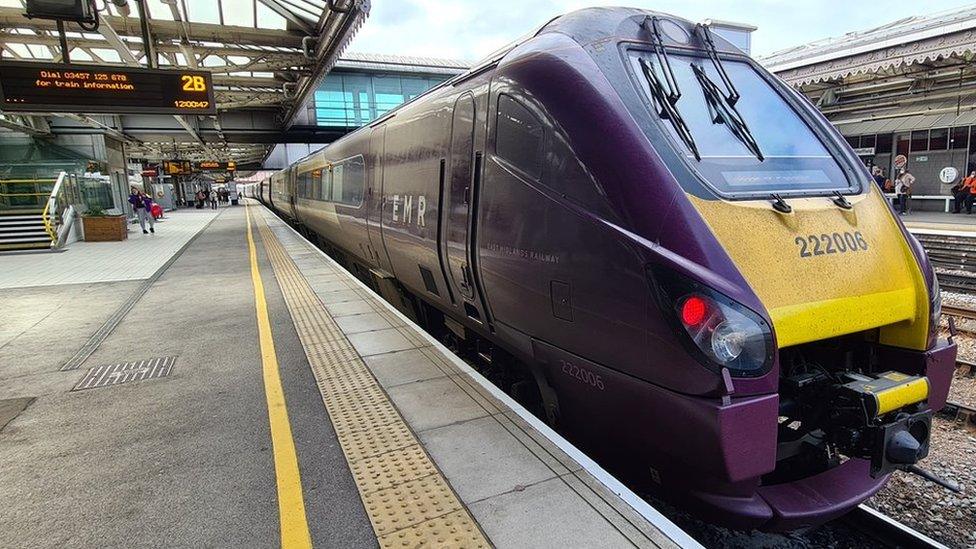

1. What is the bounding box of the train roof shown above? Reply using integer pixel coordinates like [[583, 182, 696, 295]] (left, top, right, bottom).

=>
[[291, 7, 742, 167]]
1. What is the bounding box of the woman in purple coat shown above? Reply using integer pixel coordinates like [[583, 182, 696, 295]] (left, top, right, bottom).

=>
[[127, 187, 155, 234]]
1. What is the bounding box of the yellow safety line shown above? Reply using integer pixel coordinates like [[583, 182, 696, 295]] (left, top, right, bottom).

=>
[[245, 204, 313, 549], [252, 206, 490, 548]]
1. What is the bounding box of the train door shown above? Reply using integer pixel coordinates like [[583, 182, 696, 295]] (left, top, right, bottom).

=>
[[442, 93, 488, 322], [368, 128, 393, 272]]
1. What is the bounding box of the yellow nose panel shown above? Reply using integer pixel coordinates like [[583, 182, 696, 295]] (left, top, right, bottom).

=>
[[687, 187, 929, 349]]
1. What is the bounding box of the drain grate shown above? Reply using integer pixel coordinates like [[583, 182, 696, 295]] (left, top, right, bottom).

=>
[[72, 356, 176, 391]]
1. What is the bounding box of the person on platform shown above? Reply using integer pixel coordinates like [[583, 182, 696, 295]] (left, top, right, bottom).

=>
[[209, 190, 218, 210], [872, 166, 886, 190], [895, 169, 915, 215], [964, 171, 976, 214], [951, 176, 967, 214], [127, 187, 155, 234], [195, 189, 205, 209]]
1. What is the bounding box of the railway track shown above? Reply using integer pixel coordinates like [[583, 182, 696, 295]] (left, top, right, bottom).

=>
[[941, 304, 976, 321], [913, 232, 976, 294], [935, 272, 976, 294], [841, 505, 949, 549], [939, 399, 976, 431]]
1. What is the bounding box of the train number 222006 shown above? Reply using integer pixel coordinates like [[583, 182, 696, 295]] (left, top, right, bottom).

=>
[[794, 231, 868, 258]]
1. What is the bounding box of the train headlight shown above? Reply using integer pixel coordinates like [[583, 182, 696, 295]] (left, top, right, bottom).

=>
[[656, 267, 774, 378], [676, 294, 770, 373]]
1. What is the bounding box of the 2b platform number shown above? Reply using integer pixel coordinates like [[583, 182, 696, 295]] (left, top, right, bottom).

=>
[[181, 75, 207, 92]]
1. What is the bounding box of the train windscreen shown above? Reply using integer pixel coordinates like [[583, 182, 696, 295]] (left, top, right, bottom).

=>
[[628, 51, 855, 198]]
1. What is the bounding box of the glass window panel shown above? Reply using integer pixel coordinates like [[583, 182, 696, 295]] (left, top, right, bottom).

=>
[[495, 94, 544, 180], [628, 51, 849, 195], [321, 166, 332, 200], [341, 157, 365, 206], [401, 77, 429, 101], [256, 3, 287, 29], [845, 135, 860, 148], [875, 133, 893, 154], [896, 134, 910, 156], [929, 128, 948, 150], [951, 127, 969, 150], [187, 1, 221, 23], [910, 130, 929, 152], [861, 135, 876, 148], [223, 0, 255, 27], [311, 169, 322, 200], [146, 0, 174, 20], [331, 163, 344, 202]]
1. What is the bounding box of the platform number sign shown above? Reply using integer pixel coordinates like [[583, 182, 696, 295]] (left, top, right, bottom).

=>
[[0, 61, 216, 115]]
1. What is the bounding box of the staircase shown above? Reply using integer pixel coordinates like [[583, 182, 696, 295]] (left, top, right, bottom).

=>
[[0, 209, 54, 251]]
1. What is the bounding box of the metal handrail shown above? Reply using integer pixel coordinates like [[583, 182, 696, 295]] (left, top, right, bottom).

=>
[[40, 172, 67, 245]]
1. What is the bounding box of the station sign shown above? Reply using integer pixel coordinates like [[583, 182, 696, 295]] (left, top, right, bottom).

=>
[[0, 61, 216, 115], [194, 161, 236, 172], [163, 160, 192, 176], [940, 166, 959, 184]]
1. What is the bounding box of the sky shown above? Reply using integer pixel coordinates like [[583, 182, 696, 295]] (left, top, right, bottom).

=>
[[346, 0, 976, 61]]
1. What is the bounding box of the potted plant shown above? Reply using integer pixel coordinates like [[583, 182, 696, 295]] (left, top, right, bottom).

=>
[[81, 206, 127, 241]]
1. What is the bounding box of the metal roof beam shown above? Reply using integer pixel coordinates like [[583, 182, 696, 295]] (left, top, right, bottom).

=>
[[0, 8, 307, 48], [97, 15, 142, 65], [0, 115, 51, 136], [173, 115, 218, 160], [257, 0, 314, 34], [60, 114, 141, 144]]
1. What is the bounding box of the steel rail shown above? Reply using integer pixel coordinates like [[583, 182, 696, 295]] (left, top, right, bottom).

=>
[[841, 505, 949, 549]]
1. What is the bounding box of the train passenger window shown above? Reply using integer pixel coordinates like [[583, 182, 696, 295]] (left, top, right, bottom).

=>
[[495, 95, 543, 180], [311, 169, 322, 200], [329, 156, 365, 206], [331, 163, 345, 202], [297, 171, 309, 198]]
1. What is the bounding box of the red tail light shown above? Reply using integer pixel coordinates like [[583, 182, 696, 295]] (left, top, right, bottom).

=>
[[680, 295, 708, 326]]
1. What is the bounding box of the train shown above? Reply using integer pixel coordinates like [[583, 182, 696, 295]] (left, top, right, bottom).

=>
[[248, 7, 957, 532]]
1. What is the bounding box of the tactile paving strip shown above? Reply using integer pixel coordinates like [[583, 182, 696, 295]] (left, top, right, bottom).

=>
[[253, 210, 490, 548]]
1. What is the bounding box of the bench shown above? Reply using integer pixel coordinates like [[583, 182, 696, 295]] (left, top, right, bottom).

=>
[[884, 194, 953, 213]]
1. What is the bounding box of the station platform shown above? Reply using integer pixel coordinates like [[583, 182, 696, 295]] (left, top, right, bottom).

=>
[[900, 210, 976, 235], [0, 201, 695, 548]]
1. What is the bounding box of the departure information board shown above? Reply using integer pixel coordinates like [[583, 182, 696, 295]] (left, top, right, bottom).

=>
[[0, 62, 216, 115]]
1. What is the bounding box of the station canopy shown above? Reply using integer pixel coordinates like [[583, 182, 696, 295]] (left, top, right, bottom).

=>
[[760, 5, 976, 135], [0, 0, 370, 165]]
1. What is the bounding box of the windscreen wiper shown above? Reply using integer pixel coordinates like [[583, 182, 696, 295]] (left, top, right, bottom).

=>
[[639, 17, 700, 160], [692, 63, 764, 161], [639, 58, 700, 160], [692, 24, 764, 161], [695, 24, 740, 104]]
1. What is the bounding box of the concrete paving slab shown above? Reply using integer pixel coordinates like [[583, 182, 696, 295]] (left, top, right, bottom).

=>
[[363, 348, 447, 388], [385, 376, 490, 432], [0, 397, 33, 431], [469, 477, 635, 548], [325, 299, 375, 317], [318, 288, 363, 304], [348, 327, 418, 357], [419, 415, 557, 502], [335, 311, 393, 334]]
